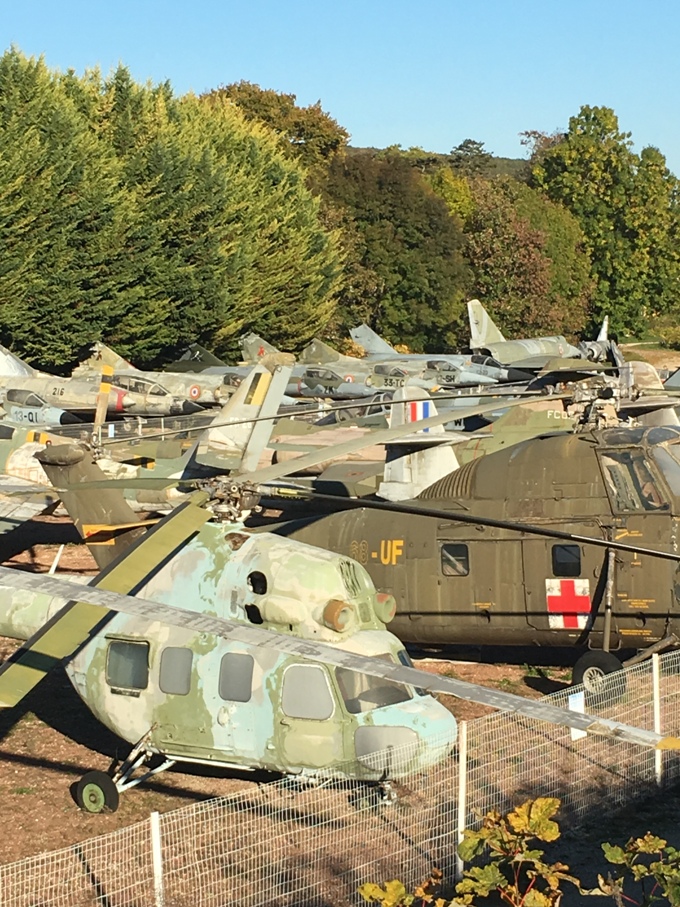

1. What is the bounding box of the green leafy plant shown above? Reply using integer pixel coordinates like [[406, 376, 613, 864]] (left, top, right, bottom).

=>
[[455, 798, 585, 906], [359, 798, 589, 907], [597, 833, 680, 906]]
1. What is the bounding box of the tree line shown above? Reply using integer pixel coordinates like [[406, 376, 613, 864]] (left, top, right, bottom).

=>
[[1, 48, 678, 370]]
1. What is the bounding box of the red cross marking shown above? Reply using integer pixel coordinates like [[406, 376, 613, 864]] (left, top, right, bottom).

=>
[[257, 345, 265, 357], [546, 579, 590, 629]]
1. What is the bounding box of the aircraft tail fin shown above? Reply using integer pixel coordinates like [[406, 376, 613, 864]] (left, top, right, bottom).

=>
[[36, 443, 150, 570], [177, 343, 227, 367], [239, 333, 281, 364], [197, 364, 291, 472], [378, 389, 461, 501], [350, 324, 398, 357], [483, 398, 577, 439], [0, 345, 37, 377], [81, 341, 134, 372], [298, 338, 345, 365], [597, 316, 609, 343], [467, 299, 505, 349]]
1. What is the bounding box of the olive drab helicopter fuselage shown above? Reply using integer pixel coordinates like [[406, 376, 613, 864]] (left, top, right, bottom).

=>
[[272, 425, 680, 680]]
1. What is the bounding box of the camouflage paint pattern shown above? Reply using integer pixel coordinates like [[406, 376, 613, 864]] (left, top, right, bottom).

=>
[[0, 520, 456, 780]]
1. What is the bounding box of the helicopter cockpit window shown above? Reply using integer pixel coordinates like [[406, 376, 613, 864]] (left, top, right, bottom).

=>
[[599, 451, 669, 512], [106, 640, 149, 694], [336, 655, 412, 714], [219, 653, 254, 702], [282, 664, 334, 719], [652, 447, 680, 499], [552, 545, 581, 578], [397, 649, 427, 696], [440, 543, 470, 576], [159, 647, 193, 696]]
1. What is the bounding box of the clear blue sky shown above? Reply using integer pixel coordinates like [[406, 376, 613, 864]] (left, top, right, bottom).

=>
[[4, 0, 680, 172]]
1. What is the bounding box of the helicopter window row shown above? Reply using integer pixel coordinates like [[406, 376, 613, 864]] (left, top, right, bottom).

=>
[[441, 543, 470, 576], [552, 545, 581, 578], [106, 640, 149, 694], [282, 664, 334, 719], [159, 647, 193, 696], [599, 451, 669, 512], [219, 653, 254, 703]]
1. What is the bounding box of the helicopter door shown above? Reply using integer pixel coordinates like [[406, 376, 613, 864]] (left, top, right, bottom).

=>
[[278, 663, 349, 769], [521, 531, 612, 645], [431, 536, 523, 645], [154, 648, 258, 765]]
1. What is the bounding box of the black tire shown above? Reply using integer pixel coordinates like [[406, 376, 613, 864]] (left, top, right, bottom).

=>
[[75, 771, 120, 814], [572, 651, 626, 703]]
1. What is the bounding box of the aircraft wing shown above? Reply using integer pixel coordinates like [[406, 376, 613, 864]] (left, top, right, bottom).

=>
[[0, 566, 675, 751], [0, 476, 59, 533]]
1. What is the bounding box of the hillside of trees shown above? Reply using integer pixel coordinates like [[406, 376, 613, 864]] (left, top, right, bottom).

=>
[[1, 49, 678, 371]]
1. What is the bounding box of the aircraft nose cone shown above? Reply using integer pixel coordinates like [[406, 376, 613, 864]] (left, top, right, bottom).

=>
[[176, 399, 203, 414], [506, 368, 535, 383]]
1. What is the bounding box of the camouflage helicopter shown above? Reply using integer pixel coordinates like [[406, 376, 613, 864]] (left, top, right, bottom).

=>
[[1, 399, 676, 813]]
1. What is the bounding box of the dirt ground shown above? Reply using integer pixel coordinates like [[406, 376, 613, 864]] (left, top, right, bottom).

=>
[[620, 342, 680, 372]]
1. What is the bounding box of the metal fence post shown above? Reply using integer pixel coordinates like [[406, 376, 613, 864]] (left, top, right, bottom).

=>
[[455, 720, 468, 882], [653, 654, 663, 787], [150, 810, 165, 907]]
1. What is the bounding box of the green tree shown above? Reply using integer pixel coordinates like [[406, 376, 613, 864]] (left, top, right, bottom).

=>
[[203, 80, 349, 174], [323, 151, 470, 351], [64, 66, 343, 363], [462, 178, 555, 339], [0, 50, 135, 368], [450, 139, 493, 177], [531, 105, 680, 334]]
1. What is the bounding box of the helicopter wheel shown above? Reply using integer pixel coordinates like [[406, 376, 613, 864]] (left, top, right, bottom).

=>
[[572, 651, 626, 703], [75, 771, 120, 814]]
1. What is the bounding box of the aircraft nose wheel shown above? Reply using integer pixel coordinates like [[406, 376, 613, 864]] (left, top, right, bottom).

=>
[[75, 771, 120, 814], [572, 651, 626, 703]]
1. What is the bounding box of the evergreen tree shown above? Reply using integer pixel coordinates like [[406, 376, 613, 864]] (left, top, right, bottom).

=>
[[0, 50, 134, 367]]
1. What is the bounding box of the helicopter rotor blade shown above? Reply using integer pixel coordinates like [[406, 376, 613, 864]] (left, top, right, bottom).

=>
[[262, 487, 680, 564], [0, 493, 211, 708], [93, 363, 114, 430], [0, 565, 675, 750], [243, 394, 569, 487]]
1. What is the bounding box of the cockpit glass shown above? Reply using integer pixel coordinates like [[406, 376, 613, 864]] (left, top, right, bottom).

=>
[[653, 446, 680, 499], [600, 450, 669, 512], [336, 654, 412, 714]]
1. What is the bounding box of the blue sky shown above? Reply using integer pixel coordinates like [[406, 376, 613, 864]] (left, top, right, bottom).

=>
[[4, 0, 680, 172]]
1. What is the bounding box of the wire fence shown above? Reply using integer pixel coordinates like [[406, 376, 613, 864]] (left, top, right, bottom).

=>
[[3, 651, 680, 907]]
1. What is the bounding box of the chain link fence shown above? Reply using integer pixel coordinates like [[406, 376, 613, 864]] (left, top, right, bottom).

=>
[[2, 651, 680, 907]]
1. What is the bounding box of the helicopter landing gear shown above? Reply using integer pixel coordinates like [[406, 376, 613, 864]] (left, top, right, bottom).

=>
[[573, 651, 626, 702], [74, 731, 176, 813], [75, 771, 120, 814]]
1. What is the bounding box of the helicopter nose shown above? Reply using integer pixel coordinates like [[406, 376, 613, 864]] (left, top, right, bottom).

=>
[[354, 706, 457, 778]]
